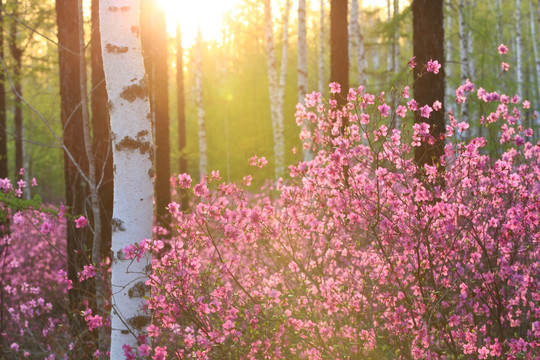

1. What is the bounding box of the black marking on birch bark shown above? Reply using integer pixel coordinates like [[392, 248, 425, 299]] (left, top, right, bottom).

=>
[[128, 281, 148, 299], [106, 43, 128, 54], [116, 249, 126, 260], [145, 264, 152, 274], [115, 136, 152, 155], [112, 218, 126, 232], [121, 329, 129, 334], [107, 100, 113, 112], [130, 78, 137, 82], [113, 164, 117, 174], [128, 315, 151, 330], [120, 79, 147, 102], [131, 26, 140, 37], [108, 6, 119, 11], [121, 6, 130, 12], [148, 167, 154, 179], [137, 130, 148, 138]]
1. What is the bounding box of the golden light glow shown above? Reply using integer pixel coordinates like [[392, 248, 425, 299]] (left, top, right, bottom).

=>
[[156, 0, 240, 47]]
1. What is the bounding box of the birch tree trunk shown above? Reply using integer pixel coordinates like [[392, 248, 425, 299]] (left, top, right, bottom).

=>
[[298, 0, 308, 103], [495, 0, 502, 46], [393, 0, 399, 73], [458, 0, 469, 123], [515, 0, 523, 97], [0, 0, 6, 181], [195, 29, 207, 178], [264, 0, 290, 179], [319, 0, 326, 94], [466, 0, 475, 81], [530, 0, 540, 108], [350, 0, 366, 86], [387, 0, 392, 74], [445, 0, 454, 113], [176, 24, 189, 211], [99, 1, 153, 357]]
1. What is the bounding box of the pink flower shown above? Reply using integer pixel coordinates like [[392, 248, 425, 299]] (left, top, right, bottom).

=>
[[360, 113, 370, 124], [523, 100, 530, 109], [11, 342, 19, 351], [85, 313, 103, 331], [501, 62, 510, 71], [329, 82, 341, 94], [457, 121, 469, 132], [420, 105, 433, 118], [433, 100, 442, 111], [498, 43, 508, 54], [426, 59, 441, 74], [408, 56, 417, 69], [153, 346, 167, 360], [243, 175, 252, 186], [138, 344, 151, 357], [378, 103, 391, 117], [75, 216, 88, 228], [78, 264, 97, 281], [396, 105, 407, 118], [168, 202, 180, 214], [402, 85, 410, 99], [177, 173, 192, 188]]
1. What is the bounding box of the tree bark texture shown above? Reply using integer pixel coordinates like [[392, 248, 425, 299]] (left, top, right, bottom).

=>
[[195, 29, 207, 179], [0, 1, 7, 181], [56, 0, 93, 356], [330, 0, 349, 99], [99, 1, 153, 357], [176, 24, 189, 211], [412, 0, 445, 168]]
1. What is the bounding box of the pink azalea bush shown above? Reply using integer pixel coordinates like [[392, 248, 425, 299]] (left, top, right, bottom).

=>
[[141, 70, 540, 359], [0, 183, 73, 359]]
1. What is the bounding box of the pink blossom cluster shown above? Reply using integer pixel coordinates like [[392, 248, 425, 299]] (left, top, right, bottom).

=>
[[145, 76, 540, 359]]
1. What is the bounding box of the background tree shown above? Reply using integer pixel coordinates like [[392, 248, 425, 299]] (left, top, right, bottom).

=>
[[176, 24, 188, 211], [330, 0, 348, 99], [412, 0, 445, 168], [0, 0, 6, 182], [56, 0, 93, 356]]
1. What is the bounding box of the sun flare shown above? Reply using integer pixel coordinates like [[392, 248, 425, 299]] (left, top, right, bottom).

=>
[[156, 0, 240, 47]]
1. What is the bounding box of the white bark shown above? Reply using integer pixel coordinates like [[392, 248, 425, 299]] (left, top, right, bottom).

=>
[[319, 0, 326, 94], [530, 0, 540, 108], [350, 0, 366, 86], [264, 0, 290, 179], [386, 0, 392, 74], [393, 0, 399, 73], [298, 0, 308, 103], [195, 29, 207, 177], [445, 0, 454, 112], [495, 0, 502, 46], [466, 0, 476, 81], [458, 0, 469, 123], [99, 1, 153, 358], [515, 0, 523, 97]]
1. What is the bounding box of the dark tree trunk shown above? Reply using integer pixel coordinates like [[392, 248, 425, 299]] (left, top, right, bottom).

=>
[[0, 1, 7, 181], [91, 0, 113, 261], [330, 0, 349, 99], [153, 6, 171, 232], [56, 0, 93, 356], [176, 24, 189, 211], [412, 0, 445, 168]]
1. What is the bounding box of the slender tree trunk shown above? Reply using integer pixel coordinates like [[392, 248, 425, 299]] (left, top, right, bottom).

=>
[[495, 0, 502, 46], [412, 0, 445, 168], [0, 0, 7, 181], [387, 0, 392, 74], [195, 29, 207, 178], [466, 0, 475, 81], [264, 0, 290, 179], [350, 0, 366, 86], [458, 0, 469, 123], [444, 0, 454, 113], [91, 0, 113, 263], [56, 0, 92, 356], [515, 0, 523, 97], [153, 6, 171, 232], [319, 0, 326, 94], [330, 0, 349, 96], [530, 0, 540, 109], [8, 22, 23, 178], [394, 0, 400, 73], [298, 0, 308, 103], [77, 0, 106, 353], [176, 24, 188, 211], [100, 1, 153, 358]]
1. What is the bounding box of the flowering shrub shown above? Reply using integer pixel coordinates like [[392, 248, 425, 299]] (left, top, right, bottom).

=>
[[0, 181, 73, 359], [143, 64, 539, 359]]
